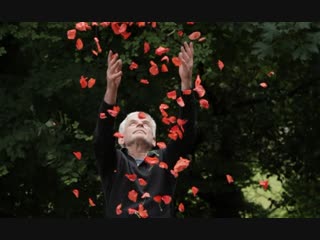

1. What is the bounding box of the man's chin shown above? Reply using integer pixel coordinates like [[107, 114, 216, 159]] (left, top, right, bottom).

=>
[[127, 138, 153, 147]]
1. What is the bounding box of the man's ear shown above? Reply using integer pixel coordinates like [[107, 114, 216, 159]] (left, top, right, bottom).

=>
[[118, 137, 124, 146]]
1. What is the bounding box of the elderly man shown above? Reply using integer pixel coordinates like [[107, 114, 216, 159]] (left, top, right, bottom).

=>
[[93, 42, 197, 218]]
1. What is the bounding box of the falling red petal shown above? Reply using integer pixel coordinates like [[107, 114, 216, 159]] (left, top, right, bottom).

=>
[[79, 76, 87, 88], [138, 112, 146, 119], [72, 189, 79, 198], [172, 57, 181, 67], [178, 202, 185, 212], [191, 186, 199, 196], [161, 195, 172, 204], [73, 151, 82, 160], [149, 65, 159, 76], [173, 157, 190, 173], [161, 56, 169, 63], [259, 180, 269, 190], [140, 79, 149, 84], [159, 161, 168, 169], [182, 89, 192, 95], [75, 22, 88, 31], [138, 178, 147, 186], [87, 78, 96, 88], [260, 82, 268, 88], [100, 113, 107, 119], [116, 203, 122, 215], [76, 38, 83, 50], [125, 173, 137, 182], [153, 195, 162, 203], [198, 37, 206, 42], [144, 42, 150, 54], [267, 71, 275, 77], [129, 61, 138, 70], [156, 142, 167, 149], [155, 46, 170, 56], [144, 156, 160, 165], [141, 192, 150, 198], [218, 59, 224, 71], [176, 97, 185, 107], [161, 64, 168, 72], [159, 103, 169, 110], [67, 29, 76, 40], [177, 30, 184, 37], [128, 189, 138, 202], [226, 174, 234, 184], [199, 99, 209, 109], [167, 90, 177, 100], [88, 198, 96, 207], [113, 132, 124, 138], [188, 31, 201, 40]]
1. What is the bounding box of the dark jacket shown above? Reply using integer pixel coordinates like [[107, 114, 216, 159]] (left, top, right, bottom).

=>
[[93, 91, 197, 218]]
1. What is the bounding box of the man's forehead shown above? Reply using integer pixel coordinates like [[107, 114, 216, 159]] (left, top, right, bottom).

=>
[[127, 112, 152, 122]]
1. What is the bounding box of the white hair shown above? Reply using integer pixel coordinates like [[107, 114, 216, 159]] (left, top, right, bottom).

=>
[[118, 111, 157, 138]]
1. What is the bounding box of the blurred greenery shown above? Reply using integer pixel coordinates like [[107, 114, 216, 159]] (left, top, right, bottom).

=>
[[0, 22, 319, 218]]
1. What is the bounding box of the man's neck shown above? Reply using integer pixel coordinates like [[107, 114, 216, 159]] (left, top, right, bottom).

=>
[[126, 143, 151, 160]]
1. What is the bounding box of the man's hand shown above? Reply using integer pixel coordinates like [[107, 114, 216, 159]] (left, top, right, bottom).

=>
[[178, 42, 194, 90], [106, 50, 123, 90], [104, 50, 123, 105]]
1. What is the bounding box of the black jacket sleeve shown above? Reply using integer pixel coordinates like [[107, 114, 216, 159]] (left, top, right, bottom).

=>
[[163, 90, 198, 169], [93, 100, 118, 181]]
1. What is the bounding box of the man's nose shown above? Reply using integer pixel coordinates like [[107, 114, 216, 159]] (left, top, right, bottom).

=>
[[136, 122, 144, 127]]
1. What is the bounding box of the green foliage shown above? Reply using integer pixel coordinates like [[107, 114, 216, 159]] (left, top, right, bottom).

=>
[[0, 22, 319, 218]]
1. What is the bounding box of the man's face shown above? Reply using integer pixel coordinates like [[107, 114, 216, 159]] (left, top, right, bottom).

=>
[[121, 112, 155, 148]]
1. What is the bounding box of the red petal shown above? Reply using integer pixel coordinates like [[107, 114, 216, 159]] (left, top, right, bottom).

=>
[[87, 78, 96, 88], [113, 132, 124, 138], [178, 202, 185, 212], [138, 112, 146, 119], [138, 178, 147, 186], [144, 42, 150, 54], [76, 38, 83, 50], [188, 31, 201, 40], [153, 195, 162, 203], [88, 197, 96, 207], [125, 173, 137, 182], [129, 61, 138, 70], [161, 56, 169, 63], [167, 90, 177, 100], [182, 89, 192, 95], [67, 29, 76, 40], [260, 82, 268, 88], [100, 113, 107, 119], [141, 192, 150, 198], [199, 99, 209, 109], [226, 174, 234, 184], [161, 64, 168, 72], [116, 203, 122, 215], [149, 65, 159, 76], [159, 162, 168, 169], [128, 189, 138, 202], [176, 97, 185, 107], [144, 156, 159, 165], [140, 79, 149, 84], [218, 59, 224, 70], [191, 186, 199, 196], [159, 103, 169, 110], [72, 189, 79, 198], [161, 195, 172, 204], [172, 57, 181, 67], [155, 46, 170, 56], [73, 151, 82, 160], [156, 142, 167, 149]]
